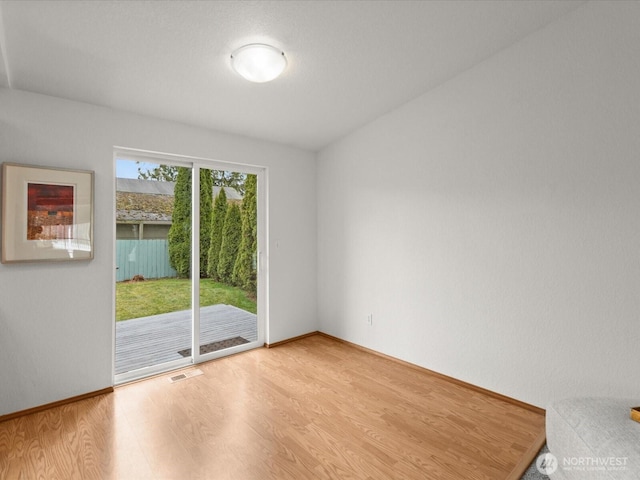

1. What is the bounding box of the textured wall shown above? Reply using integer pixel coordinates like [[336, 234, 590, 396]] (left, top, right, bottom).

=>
[[317, 1, 640, 408]]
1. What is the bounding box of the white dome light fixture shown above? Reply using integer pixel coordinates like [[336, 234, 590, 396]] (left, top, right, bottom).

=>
[[231, 43, 287, 83]]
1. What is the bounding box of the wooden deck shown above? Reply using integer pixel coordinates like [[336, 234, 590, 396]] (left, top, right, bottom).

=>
[[115, 304, 257, 374]]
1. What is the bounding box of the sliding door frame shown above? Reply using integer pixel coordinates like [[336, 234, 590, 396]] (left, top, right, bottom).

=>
[[113, 147, 267, 384]]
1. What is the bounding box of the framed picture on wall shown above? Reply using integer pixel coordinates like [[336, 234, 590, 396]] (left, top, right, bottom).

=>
[[1, 163, 94, 263]]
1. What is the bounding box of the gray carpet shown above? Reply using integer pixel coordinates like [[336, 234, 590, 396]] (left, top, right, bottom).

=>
[[521, 444, 550, 480]]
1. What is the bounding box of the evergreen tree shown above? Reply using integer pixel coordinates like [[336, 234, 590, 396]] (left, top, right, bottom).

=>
[[233, 174, 257, 293], [198, 170, 213, 278], [167, 168, 214, 278], [207, 188, 227, 280], [212, 170, 247, 195], [168, 167, 191, 278], [217, 203, 242, 283], [137, 163, 179, 182]]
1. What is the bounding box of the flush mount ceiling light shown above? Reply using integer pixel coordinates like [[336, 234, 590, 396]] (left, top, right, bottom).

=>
[[231, 43, 287, 83]]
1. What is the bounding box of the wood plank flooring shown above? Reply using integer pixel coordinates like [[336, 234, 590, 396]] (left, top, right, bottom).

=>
[[0, 334, 544, 479]]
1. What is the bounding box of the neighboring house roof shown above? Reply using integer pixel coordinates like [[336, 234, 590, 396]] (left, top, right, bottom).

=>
[[116, 178, 243, 223], [116, 178, 243, 201], [117, 178, 175, 195]]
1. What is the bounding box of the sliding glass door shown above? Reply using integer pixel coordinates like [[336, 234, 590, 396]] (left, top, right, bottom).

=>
[[195, 167, 259, 363], [114, 151, 264, 383]]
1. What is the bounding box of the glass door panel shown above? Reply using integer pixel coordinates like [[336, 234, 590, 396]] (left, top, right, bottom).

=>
[[197, 167, 258, 360], [115, 159, 193, 380]]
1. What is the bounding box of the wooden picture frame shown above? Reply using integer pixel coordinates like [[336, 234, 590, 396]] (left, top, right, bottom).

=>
[[1, 163, 94, 263]]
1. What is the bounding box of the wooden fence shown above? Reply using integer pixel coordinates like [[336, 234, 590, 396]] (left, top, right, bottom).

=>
[[116, 239, 177, 282]]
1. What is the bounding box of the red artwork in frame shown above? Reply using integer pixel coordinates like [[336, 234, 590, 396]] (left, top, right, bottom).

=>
[[27, 183, 75, 240], [1, 162, 94, 263]]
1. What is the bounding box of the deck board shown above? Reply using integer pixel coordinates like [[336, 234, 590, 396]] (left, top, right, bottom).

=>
[[115, 304, 257, 374]]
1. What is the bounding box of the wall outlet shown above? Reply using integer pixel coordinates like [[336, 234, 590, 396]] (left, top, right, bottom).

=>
[[367, 314, 373, 325]]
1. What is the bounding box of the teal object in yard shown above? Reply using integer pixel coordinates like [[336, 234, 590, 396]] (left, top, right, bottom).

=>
[[116, 239, 177, 282]]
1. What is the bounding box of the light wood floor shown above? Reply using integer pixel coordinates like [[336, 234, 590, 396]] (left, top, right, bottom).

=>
[[0, 334, 544, 479]]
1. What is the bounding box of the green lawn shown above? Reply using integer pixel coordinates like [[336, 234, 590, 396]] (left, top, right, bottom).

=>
[[116, 278, 256, 321]]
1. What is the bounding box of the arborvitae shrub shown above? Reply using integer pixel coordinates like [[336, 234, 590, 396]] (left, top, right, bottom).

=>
[[168, 167, 191, 278], [198, 170, 213, 278], [233, 174, 257, 293], [207, 188, 227, 280], [217, 203, 242, 283]]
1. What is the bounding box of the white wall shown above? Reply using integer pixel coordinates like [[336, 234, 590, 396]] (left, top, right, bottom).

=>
[[317, 1, 640, 408], [0, 88, 317, 416]]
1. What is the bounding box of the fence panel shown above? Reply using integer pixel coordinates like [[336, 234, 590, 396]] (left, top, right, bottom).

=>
[[116, 239, 177, 282]]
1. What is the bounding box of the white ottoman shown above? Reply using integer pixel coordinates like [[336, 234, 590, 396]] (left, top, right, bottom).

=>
[[546, 397, 640, 480]]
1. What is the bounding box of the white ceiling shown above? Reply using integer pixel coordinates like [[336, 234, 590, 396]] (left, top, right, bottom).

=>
[[0, 0, 584, 151]]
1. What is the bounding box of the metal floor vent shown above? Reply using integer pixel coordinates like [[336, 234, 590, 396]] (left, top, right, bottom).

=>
[[168, 368, 204, 383]]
